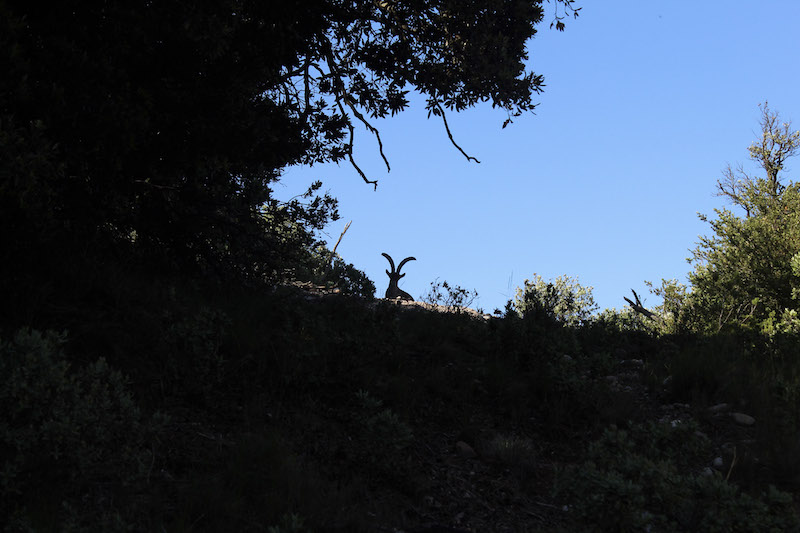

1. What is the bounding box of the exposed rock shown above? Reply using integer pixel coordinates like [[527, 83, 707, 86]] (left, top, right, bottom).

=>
[[708, 403, 730, 413], [731, 412, 756, 426], [455, 441, 477, 459], [721, 442, 736, 457]]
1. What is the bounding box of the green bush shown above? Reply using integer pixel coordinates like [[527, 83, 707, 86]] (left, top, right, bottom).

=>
[[688, 104, 800, 332], [355, 389, 414, 453], [297, 242, 376, 299], [556, 422, 799, 532], [592, 306, 651, 333], [644, 279, 698, 335], [760, 308, 800, 335], [0, 328, 164, 530], [325, 254, 376, 299], [421, 278, 479, 312], [514, 273, 598, 326]]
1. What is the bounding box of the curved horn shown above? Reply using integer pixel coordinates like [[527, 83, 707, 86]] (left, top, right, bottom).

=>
[[382, 252, 396, 273], [396, 256, 416, 274]]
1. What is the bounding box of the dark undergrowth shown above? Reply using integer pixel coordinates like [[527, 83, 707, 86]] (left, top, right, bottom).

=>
[[3, 260, 800, 532]]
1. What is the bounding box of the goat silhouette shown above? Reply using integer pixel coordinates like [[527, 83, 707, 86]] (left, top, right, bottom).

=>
[[382, 253, 416, 301]]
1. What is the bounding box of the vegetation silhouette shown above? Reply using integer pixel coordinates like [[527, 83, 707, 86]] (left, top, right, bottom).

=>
[[4, 0, 800, 530]]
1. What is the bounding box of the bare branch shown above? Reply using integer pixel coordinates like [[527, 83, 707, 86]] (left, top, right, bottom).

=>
[[321, 40, 382, 189], [331, 95, 378, 189], [434, 100, 480, 163], [342, 95, 391, 172], [331, 220, 351, 258], [749, 102, 800, 198], [133, 179, 178, 191], [301, 59, 311, 121], [623, 289, 662, 322], [718, 305, 734, 332], [715, 163, 753, 217]]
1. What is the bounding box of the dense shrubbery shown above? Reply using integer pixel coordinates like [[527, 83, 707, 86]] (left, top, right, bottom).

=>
[[3, 257, 800, 529], [655, 104, 800, 334], [513, 273, 598, 326], [0, 329, 164, 530], [4, 1, 800, 527], [302, 243, 377, 298], [557, 422, 799, 532]]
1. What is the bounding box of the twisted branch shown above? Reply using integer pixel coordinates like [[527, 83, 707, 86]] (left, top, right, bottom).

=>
[[323, 42, 381, 190], [434, 100, 480, 163], [624, 289, 662, 322]]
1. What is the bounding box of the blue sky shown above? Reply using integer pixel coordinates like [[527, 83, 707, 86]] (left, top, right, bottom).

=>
[[277, 1, 800, 314]]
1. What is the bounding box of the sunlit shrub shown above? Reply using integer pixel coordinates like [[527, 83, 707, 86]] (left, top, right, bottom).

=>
[[514, 274, 598, 326], [760, 308, 800, 335], [593, 306, 651, 333]]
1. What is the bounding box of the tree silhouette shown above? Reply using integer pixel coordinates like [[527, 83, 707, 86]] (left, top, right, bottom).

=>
[[1, 0, 579, 281]]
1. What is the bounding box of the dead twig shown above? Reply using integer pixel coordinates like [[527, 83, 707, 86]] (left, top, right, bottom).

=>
[[434, 100, 480, 163], [725, 446, 738, 482], [624, 289, 662, 322], [331, 220, 351, 259]]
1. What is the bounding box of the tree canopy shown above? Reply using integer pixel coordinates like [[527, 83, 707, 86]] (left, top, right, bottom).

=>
[[687, 104, 800, 332], [1, 0, 579, 284]]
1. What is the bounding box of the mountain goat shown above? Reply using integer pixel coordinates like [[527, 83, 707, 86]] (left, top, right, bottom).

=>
[[382, 253, 416, 301]]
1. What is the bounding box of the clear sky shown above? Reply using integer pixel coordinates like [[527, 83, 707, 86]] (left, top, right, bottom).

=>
[[277, 1, 800, 314]]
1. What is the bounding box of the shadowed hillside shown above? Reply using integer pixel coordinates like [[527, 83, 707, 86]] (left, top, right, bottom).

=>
[[3, 260, 800, 531]]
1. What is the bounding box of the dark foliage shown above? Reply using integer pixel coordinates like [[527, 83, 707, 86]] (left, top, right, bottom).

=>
[[0, 0, 575, 293], [7, 2, 800, 531]]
